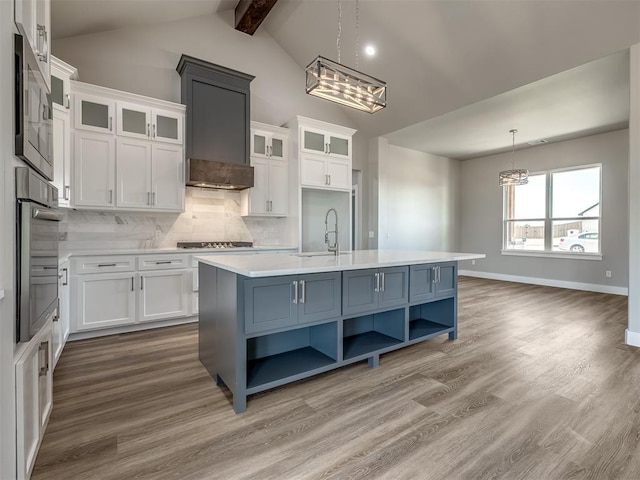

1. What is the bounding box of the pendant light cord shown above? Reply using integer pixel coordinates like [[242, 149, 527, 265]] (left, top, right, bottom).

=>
[[355, 0, 359, 69], [510, 129, 518, 169]]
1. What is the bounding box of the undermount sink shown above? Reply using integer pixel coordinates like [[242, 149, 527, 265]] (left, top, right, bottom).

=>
[[292, 251, 353, 258]]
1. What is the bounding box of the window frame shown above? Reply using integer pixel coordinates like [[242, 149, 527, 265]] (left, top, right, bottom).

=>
[[502, 163, 602, 259]]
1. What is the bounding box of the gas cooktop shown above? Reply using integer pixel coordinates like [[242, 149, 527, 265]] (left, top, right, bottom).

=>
[[177, 241, 254, 249]]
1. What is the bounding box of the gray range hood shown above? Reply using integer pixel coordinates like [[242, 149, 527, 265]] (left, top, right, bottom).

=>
[[177, 55, 255, 190]]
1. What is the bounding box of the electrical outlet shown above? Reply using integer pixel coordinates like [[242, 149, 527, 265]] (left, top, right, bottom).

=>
[[605, 270, 612, 278], [368, 231, 374, 238], [472, 260, 476, 265]]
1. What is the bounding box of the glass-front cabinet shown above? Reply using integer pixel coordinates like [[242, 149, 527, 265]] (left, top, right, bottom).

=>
[[251, 127, 286, 161], [74, 93, 115, 134], [302, 128, 350, 158]]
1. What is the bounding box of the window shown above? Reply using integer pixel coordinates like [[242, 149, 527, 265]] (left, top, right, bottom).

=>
[[503, 165, 601, 255]]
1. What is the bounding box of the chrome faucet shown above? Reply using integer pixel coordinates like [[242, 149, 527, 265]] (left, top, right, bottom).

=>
[[325, 208, 340, 256]]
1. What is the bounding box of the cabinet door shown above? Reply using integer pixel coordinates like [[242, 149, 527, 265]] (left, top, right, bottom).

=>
[[117, 138, 152, 209], [248, 157, 269, 214], [52, 108, 71, 206], [139, 270, 190, 322], [269, 133, 287, 160], [15, 340, 40, 480], [268, 159, 288, 216], [326, 158, 351, 191], [73, 131, 116, 207], [298, 272, 341, 324], [251, 130, 269, 158], [378, 266, 409, 309], [409, 264, 435, 303], [152, 143, 184, 211], [35, 0, 50, 88], [74, 94, 115, 134], [435, 262, 457, 299], [117, 102, 151, 140], [244, 276, 297, 334], [342, 269, 378, 316], [51, 68, 71, 113], [54, 263, 70, 368], [328, 134, 350, 158], [73, 273, 136, 331], [300, 154, 328, 188], [302, 129, 327, 154], [152, 108, 183, 144], [15, 0, 37, 54]]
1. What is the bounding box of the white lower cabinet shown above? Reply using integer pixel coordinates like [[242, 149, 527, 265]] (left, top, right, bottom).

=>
[[73, 272, 137, 331], [138, 270, 190, 322], [15, 318, 53, 480], [52, 261, 70, 367], [70, 254, 196, 334]]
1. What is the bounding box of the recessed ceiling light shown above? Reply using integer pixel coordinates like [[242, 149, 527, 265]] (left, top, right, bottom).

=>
[[364, 45, 376, 56]]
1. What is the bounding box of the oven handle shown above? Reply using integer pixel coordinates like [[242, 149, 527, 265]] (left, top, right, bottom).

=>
[[32, 208, 64, 222]]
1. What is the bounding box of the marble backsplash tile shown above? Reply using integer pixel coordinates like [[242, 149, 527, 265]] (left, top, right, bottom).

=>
[[60, 187, 292, 251]]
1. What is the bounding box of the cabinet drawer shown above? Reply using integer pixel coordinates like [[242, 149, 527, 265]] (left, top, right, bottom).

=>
[[71, 256, 135, 274], [137, 254, 189, 270]]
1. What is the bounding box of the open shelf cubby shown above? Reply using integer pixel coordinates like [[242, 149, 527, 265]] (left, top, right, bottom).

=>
[[343, 308, 405, 360], [246, 322, 338, 389], [409, 298, 455, 341]]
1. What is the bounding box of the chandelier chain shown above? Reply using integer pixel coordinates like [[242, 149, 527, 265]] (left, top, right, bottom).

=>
[[337, 0, 342, 64], [355, 0, 359, 69], [510, 129, 517, 169]]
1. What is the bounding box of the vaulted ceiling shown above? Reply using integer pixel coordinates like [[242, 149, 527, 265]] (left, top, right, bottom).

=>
[[51, 0, 640, 158]]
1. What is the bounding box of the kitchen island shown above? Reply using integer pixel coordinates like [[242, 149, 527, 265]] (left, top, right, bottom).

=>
[[196, 250, 485, 413]]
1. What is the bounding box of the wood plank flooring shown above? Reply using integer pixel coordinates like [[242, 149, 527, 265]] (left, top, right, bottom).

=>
[[32, 277, 639, 480]]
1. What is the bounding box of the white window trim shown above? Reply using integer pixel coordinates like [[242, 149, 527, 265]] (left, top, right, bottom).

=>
[[502, 164, 602, 259]]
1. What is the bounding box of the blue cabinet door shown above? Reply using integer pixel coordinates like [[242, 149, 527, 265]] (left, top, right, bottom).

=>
[[378, 266, 409, 309], [435, 262, 456, 299], [409, 264, 435, 303], [342, 269, 378, 316], [244, 276, 297, 334], [298, 272, 341, 324]]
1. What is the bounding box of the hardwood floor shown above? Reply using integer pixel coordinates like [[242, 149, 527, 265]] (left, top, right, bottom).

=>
[[33, 277, 638, 480]]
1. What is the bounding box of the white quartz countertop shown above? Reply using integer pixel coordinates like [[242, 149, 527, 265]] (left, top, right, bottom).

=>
[[196, 249, 486, 277], [60, 246, 297, 257]]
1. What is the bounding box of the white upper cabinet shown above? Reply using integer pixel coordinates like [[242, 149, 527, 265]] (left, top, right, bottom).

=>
[[242, 122, 290, 217], [15, 0, 50, 89], [301, 127, 351, 159], [69, 82, 186, 212]]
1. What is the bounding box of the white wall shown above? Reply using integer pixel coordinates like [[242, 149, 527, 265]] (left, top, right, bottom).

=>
[[1, 1, 18, 476], [52, 11, 353, 132], [627, 44, 640, 345], [378, 140, 461, 251], [460, 129, 629, 292], [300, 190, 350, 252]]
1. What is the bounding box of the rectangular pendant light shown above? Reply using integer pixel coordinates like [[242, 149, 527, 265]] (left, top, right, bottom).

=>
[[305, 55, 387, 114]]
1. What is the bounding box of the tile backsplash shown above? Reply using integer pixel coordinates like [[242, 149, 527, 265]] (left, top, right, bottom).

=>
[[60, 187, 291, 251]]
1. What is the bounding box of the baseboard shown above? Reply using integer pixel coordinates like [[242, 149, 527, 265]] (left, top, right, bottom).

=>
[[458, 270, 628, 296], [626, 329, 640, 347], [68, 316, 198, 341]]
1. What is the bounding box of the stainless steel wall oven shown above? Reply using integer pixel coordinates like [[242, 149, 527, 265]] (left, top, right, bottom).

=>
[[16, 167, 62, 343]]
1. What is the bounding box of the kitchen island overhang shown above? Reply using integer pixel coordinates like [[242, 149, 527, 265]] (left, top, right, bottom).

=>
[[196, 250, 485, 413]]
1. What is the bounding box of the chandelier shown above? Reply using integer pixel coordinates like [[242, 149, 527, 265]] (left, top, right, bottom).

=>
[[305, 0, 387, 114], [499, 129, 529, 186]]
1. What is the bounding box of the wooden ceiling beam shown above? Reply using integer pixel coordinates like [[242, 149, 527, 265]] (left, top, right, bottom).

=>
[[235, 0, 279, 35]]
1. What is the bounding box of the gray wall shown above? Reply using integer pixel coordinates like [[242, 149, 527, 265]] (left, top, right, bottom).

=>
[[460, 129, 629, 289], [379, 141, 461, 251]]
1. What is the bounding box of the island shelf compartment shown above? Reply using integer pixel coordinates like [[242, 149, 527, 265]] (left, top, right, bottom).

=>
[[246, 321, 338, 390], [408, 298, 455, 341], [342, 308, 405, 360]]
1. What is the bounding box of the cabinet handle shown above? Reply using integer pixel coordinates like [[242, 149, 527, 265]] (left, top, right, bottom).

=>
[[147, 192, 151, 205], [300, 280, 306, 304], [131, 277, 134, 291], [38, 341, 49, 376], [141, 276, 144, 290], [266, 200, 269, 212], [147, 123, 151, 137], [152, 124, 156, 138], [155, 260, 172, 265], [109, 189, 113, 204], [63, 267, 68, 286], [152, 192, 156, 206], [64, 185, 70, 200], [374, 272, 380, 292], [269, 200, 273, 212], [292, 280, 298, 304], [109, 116, 113, 131], [65, 94, 71, 109], [98, 263, 116, 267], [328, 175, 331, 185], [53, 315, 59, 323], [36, 25, 48, 62], [380, 272, 385, 292]]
